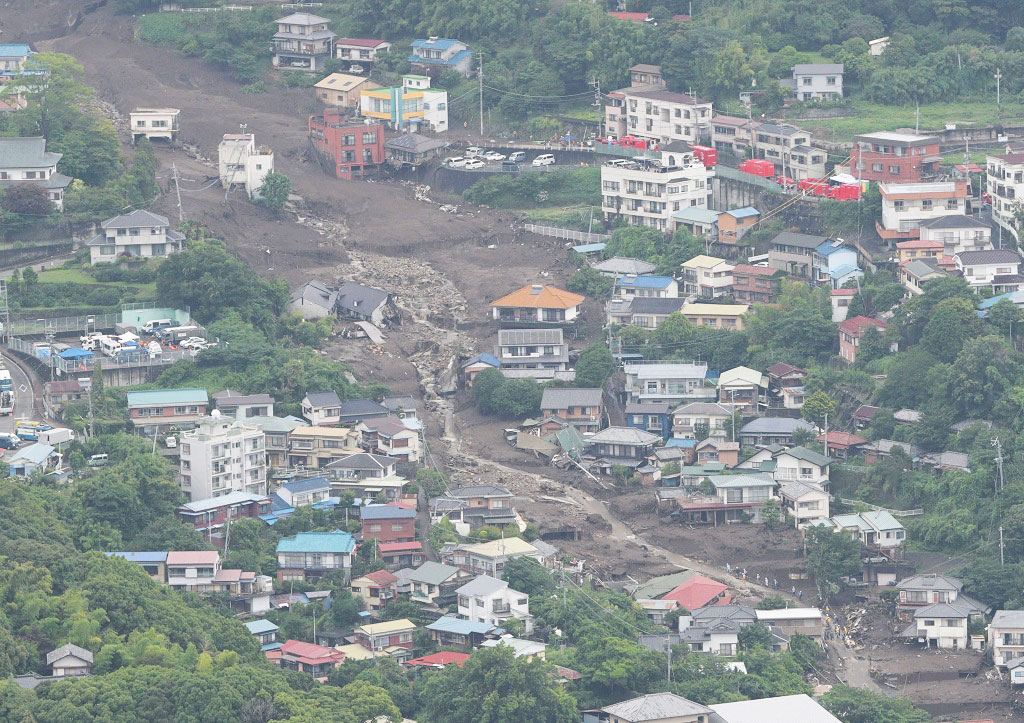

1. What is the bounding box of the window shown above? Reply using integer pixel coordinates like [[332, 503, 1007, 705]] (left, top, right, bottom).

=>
[[922, 199, 933, 210], [871, 163, 883, 172], [362, 131, 376, 144], [894, 200, 905, 211], [802, 77, 811, 86], [826, 76, 836, 85], [391, 523, 405, 531], [946, 199, 958, 210], [368, 524, 382, 532], [888, 165, 900, 174]]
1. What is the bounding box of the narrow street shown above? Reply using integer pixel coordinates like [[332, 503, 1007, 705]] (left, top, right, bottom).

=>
[[0, 351, 42, 433]]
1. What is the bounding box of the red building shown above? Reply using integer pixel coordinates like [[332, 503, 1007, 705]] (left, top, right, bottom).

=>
[[838, 315, 887, 364], [379, 540, 425, 569], [360, 503, 417, 543], [850, 131, 941, 183], [175, 492, 272, 547], [730, 264, 787, 304], [308, 108, 385, 179]]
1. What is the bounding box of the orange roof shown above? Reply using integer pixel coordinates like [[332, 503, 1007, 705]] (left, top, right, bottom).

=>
[[364, 569, 399, 585], [896, 239, 942, 249], [838, 315, 886, 335], [405, 651, 470, 667], [661, 573, 729, 610], [831, 288, 857, 296], [818, 431, 867, 448], [490, 285, 585, 309]]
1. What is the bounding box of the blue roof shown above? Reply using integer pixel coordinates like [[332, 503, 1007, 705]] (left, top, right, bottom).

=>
[[360, 504, 416, 520], [244, 619, 279, 635], [409, 49, 472, 67], [979, 290, 1024, 310], [462, 352, 501, 369], [665, 438, 697, 448], [270, 493, 295, 514], [829, 263, 861, 280], [276, 530, 355, 554], [616, 275, 675, 289], [58, 348, 94, 359], [426, 615, 497, 635], [282, 476, 331, 494], [10, 443, 55, 466], [106, 551, 168, 563], [0, 45, 33, 57], [571, 242, 606, 254], [259, 513, 281, 524], [261, 642, 283, 652], [125, 388, 208, 406], [726, 206, 759, 219], [411, 38, 461, 50], [815, 240, 855, 257], [671, 207, 721, 225], [312, 497, 340, 510]]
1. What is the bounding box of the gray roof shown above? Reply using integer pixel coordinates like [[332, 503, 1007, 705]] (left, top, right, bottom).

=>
[[276, 12, 330, 24], [382, 395, 417, 412], [778, 480, 825, 500], [451, 485, 512, 499], [498, 328, 564, 346], [918, 214, 990, 229], [793, 63, 844, 74], [602, 693, 712, 721], [772, 232, 828, 249], [709, 694, 841, 723], [992, 610, 1024, 628], [336, 281, 390, 316], [338, 398, 389, 418], [250, 415, 305, 434], [593, 257, 658, 275], [304, 390, 341, 407], [101, 209, 169, 229], [692, 603, 757, 622], [46, 644, 93, 665], [913, 601, 972, 619], [541, 387, 603, 409], [673, 402, 732, 416], [291, 279, 337, 310], [902, 258, 945, 278], [627, 297, 686, 314], [957, 249, 1021, 266], [0, 136, 61, 167], [588, 426, 661, 446], [757, 123, 803, 137], [385, 132, 447, 154], [776, 446, 831, 467], [740, 417, 815, 435], [0, 172, 71, 191], [455, 574, 507, 597], [919, 450, 970, 469], [864, 439, 919, 456], [324, 452, 398, 470], [408, 561, 460, 585], [213, 389, 274, 406], [625, 401, 672, 415], [897, 574, 962, 592]]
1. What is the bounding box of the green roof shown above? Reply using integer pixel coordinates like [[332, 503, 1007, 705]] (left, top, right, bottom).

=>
[[125, 388, 208, 406], [778, 446, 832, 467], [276, 530, 355, 554]]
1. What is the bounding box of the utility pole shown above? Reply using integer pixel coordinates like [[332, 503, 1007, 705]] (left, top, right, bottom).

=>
[[477, 53, 485, 137], [171, 162, 185, 224], [1000, 526, 1006, 566], [823, 412, 828, 459], [993, 437, 1005, 493], [591, 76, 601, 108], [996, 68, 1003, 118]]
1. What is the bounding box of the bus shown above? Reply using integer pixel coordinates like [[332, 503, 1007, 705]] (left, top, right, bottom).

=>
[[0, 368, 12, 392]]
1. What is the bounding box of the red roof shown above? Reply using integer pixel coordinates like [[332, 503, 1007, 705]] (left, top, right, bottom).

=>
[[379, 541, 423, 553], [766, 362, 804, 377], [364, 569, 399, 585], [554, 665, 582, 680], [838, 315, 886, 335], [166, 550, 219, 566], [661, 574, 729, 610], [852, 404, 878, 420], [732, 264, 781, 276], [831, 288, 857, 296], [335, 38, 388, 48], [280, 639, 343, 662], [818, 431, 868, 448], [405, 652, 470, 668], [609, 11, 649, 21], [896, 239, 942, 249], [264, 649, 282, 662]]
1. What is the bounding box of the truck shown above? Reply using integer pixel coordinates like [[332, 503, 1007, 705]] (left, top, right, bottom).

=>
[[38, 427, 74, 446], [739, 159, 775, 179], [689, 144, 718, 168]]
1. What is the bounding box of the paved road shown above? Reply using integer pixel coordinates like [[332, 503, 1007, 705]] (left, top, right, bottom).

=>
[[0, 351, 41, 433]]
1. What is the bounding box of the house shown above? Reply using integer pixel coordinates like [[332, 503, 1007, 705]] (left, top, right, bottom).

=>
[[851, 405, 878, 430], [308, 109, 384, 179], [708, 474, 774, 517], [901, 602, 972, 649], [830, 288, 856, 323], [244, 619, 281, 652], [479, 636, 547, 660], [314, 72, 379, 108], [42, 379, 84, 416], [360, 504, 416, 543], [600, 147, 714, 231], [833, 511, 905, 552], [351, 569, 398, 611], [599, 692, 713, 723], [818, 431, 867, 459], [7, 442, 59, 477], [587, 426, 662, 469], [987, 152, 1024, 240], [384, 132, 448, 166], [730, 264, 786, 304], [335, 38, 391, 65], [681, 256, 734, 299], [353, 619, 417, 660], [717, 207, 761, 245], [179, 416, 267, 501], [895, 238, 944, 264], [46, 644, 93, 678], [606, 296, 687, 329], [450, 485, 516, 528], [918, 450, 971, 473], [218, 133, 273, 198], [626, 402, 673, 441], [614, 275, 680, 299], [918, 215, 992, 256], [323, 452, 398, 481], [900, 258, 947, 296], [717, 366, 767, 413], [710, 115, 759, 154], [766, 362, 807, 410], [336, 280, 396, 326], [769, 232, 828, 280], [738, 417, 815, 447], [426, 615, 500, 647], [709, 694, 840, 723], [275, 476, 332, 509], [681, 303, 748, 331], [289, 280, 337, 320], [176, 491, 272, 546], [773, 446, 831, 488], [107, 551, 167, 582], [849, 131, 941, 183], [896, 574, 987, 622], [276, 640, 345, 680], [125, 388, 208, 436], [694, 438, 739, 467], [287, 426, 361, 469], [671, 207, 721, 240], [129, 108, 180, 143], [955, 249, 1024, 291], [603, 68, 713, 145], [671, 402, 733, 440], [456, 575, 532, 632], [301, 391, 342, 426], [409, 37, 472, 77], [271, 13, 335, 72], [87, 209, 186, 265], [444, 537, 543, 577], [495, 328, 570, 380], [405, 651, 470, 671], [461, 352, 501, 388], [838, 315, 887, 364], [0, 136, 72, 209], [357, 417, 420, 462], [636, 598, 680, 625], [751, 123, 827, 180], [540, 387, 604, 435], [877, 181, 967, 242], [777, 481, 830, 527], [662, 573, 729, 610], [409, 561, 466, 605], [0, 43, 36, 80], [212, 389, 274, 421], [815, 239, 862, 289], [379, 541, 425, 570], [490, 284, 584, 325], [275, 530, 355, 583], [754, 608, 823, 640], [593, 257, 658, 277], [361, 74, 449, 132], [788, 63, 844, 101], [989, 610, 1024, 666], [862, 439, 921, 468], [164, 550, 221, 591], [337, 398, 390, 425]]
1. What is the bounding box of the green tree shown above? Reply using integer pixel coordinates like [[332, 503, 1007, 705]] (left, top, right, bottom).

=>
[[255, 171, 292, 212], [503, 557, 556, 596], [921, 296, 981, 362], [856, 324, 890, 364], [488, 378, 542, 418], [472, 368, 505, 414], [800, 391, 836, 428], [986, 297, 1024, 339], [568, 267, 613, 300], [574, 342, 615, 388], [803, 524, 861, 600], [737, 622, 774, 650], [821, 685, 931, 722], [575, 635, 664, 702], [949, 334, 1020, 419], [1, 184, 54, 217]]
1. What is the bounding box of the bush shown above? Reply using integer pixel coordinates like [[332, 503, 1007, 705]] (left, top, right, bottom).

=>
[[463, 168, 600, 209]]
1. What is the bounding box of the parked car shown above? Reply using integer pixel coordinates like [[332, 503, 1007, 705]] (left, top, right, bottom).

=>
[[88, 453, 109, 467], [348, 64, 365, 74], [483, 151, 506, 161], [0, 433, 21, 450], [532, 154, 555, 167], [464, 147, 483, 158], [446, 157, 467, 168], [181, 338, 207, 351], [163, 436, 177, 449], [464, 158, 486, 170], [508, 151, 527, 163]]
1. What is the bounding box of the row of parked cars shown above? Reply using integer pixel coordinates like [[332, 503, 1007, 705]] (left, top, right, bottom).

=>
[[446, 148, 556, 170]]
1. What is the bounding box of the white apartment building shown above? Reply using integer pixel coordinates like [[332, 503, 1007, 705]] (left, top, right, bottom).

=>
[[918, 215, 992, 256], [986, 152, 1024, 241], [877, 181, 968, 242], [752, 123, 827, 180], [0, 136, 72, 209], [623, 362, 715, 405], [681, 255, 734, 299], [129, 108, 180, 143], [455, 575, 533, 633], [601, 148, 713, 231], [218, 133, 274, 199], [603, 65, 713, 144], [179, 415, 268, 502], [87, 210, 186, 265], [990, 610, 1024, 667]]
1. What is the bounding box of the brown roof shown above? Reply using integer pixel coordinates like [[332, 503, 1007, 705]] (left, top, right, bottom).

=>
[[623, 87, 709, 105], [732, 264, 782, 276], [44, 380, 83, 393], [818, 431, 868, 448], [838, 315, 886, 335], [999, 153, 1024, 164], [490, 284, 585, 309]]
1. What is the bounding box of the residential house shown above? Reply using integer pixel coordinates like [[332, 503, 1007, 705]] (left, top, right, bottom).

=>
[[301, 391, 342, 426], [129, 108, 180, 143], [877, 181, 967, 242], [408, 37, 472, 77], [0, 43, 35, 80], [593, 257, 658, 277], [426, 615, 501, 648], [337, 398, 390, 425], [955, 249, 1024, 291], [361, 74, 449, 132], [251, 415, 304, 467], [125, 388, 208, 436], [479, 636, 547, 660], [605, 296, 686, 328], [838, 315, 888, 364], [766, 362, 807, 410], [900, 258, 947, 296], [717, 366, 767, 413], [918, 450, 971, 473], [7, 442, 59, 477], [990, 610, 1024, 667], [271, 13, 335, 72], [851, 405, 879, 430], [335, 38, 391, 65], [787, 63, 844, 101], [0, 136, 72, 209], [815, 239, 863, 289], [601, 148, 714, 231], [213, 389, 274, 420], [768, 232, 828, 280], [404, 651, 470, 670], [895, 238, 944, 266], [353, 619, 417, 661], [671, 207, 720, 239], [626, 402, 673, 441], [681, 255, 733, 299], [850, 131, 941, 183], [490, 284, 584, 325], [308, 108, 384, 179], [540, 387, 604, 435], [164, 550, 221, 592], [896, 574, 987, 622], [901, 603, 972, 649], [42, 379, 84, 417], [384, 132, 448, 166], [456, 575, 532, 632], [755, 608, 824, 640], [275, 530, 355, 582], [586, 426, 662, 469], [274, 476, 332, 508], [599, 692, 713, 723], [773, 446, 831, 489], [681, 303, 748, 330], [87, 209, 185, 265], [495, 328, 570, 380], [357, 417, 420, 462], [244, 619, 281, 652], [710, 115, 759, 154], [351, 569, 398, 611], [918, 215, 992, 256], [833, 511, 905, 552], [708, 694, 841, 723], [614, 274, 680, 299], [276, 640, 345, 680], [175, 491, 272, 546], [738, 417, 815, 447], [444, 537, 544, 577], [777, 481, 830, 527], [986, 152, 1024, 240], [336, 280, 396, 326], [672, 401, 733, 440], [830, 288, 856, 322], [379, 541, 425, 569], [289, 279, 337, 320], [287, 426, 360, 469], [107, 551, 167, 582], [179, 416, 267, 501], [669, 473, 776, 526], [450, 485, 516, 529], [730, 264, 786, 304], [461, 352, 501, 388], [323, 452, 398, 481], [604, 76, 713, 145], [663, 574, 730, 610], [752, 123, 827, 179], [314, 72, 379, 108], [717, 207, 761, 245], [708, 474, 774, 518], [46, 644, 93, 678], [360, 504, 416, 543], [637, 598, 680, 625], [818, 431, 867, 459], [218, 133, 273, 198], [409, 561, 466, 606]]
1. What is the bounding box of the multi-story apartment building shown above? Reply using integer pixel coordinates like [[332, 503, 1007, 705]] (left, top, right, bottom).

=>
[[87, 210, 186, 265], [308, 108, 384, 179], [918, 215, 992, 256], [287, 425, 361, 469], [129, 108, 180, 143], [0, 136, 72, 209], [607, 87, 713, 146], [276, 530, 355, 583], [601, 149, 713, 231], [730, 264, 786, 304], [494, 328, 569, 379], [752, 123, 826, 180], [768, 232, 828, 280], [125, 388, 209, 437], [360, 74, 448, 133], [357, 417, 421, 462], [179, 416, 267, 501], [987, 152, 1024, 241], [710, 114, 758, 154], [218, 133, 274, 198], [851, 131, 941, 183], [271, 13, 336, 72], [877, 181, 968, 242], [681, 255, 733, 299], [990, 610, 1024, 667]]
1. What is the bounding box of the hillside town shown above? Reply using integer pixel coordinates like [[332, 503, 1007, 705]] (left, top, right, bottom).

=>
[[4, 0, 1024, 721]]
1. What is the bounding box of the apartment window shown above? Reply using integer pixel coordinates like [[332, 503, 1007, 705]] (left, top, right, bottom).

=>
[[946, 199, 958, 210], [363, 148, 374, 162], [888, 165, 900, 174], [802, 77, 811, 86], [871, 163, 883, 172], [391, 524, 404, 531], [922, 199, 933, 210], [362, 131, 376, 144], [826, 76, 836, 85], [893, 200, 905, 211], [369, 524, 382, 532]]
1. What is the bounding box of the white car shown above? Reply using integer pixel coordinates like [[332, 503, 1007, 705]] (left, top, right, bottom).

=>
[[483, 151, 506, 161], [532, 154, 555, 167], [163, 436, 177, 449], [465, 147, 483, 158], [465, 158, 486, 170], [181, 337, 208, 351], [446, 157, 467, 168]]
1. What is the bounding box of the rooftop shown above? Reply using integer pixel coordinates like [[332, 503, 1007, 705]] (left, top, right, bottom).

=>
[[540, 387, 603, 409], [602, 692, 712, 721], [793, 63, 844, 74], [356, 618, 417, 635], [458, 537, 539, 559], [615, 274, 676, 289], [681, 303, 749, 317], [455, 574, 508, 597], [408, 561, 461, 585], [125, 388, 208, 406], [855, 131, 935, 144], [956, 249, 1022, 266], [0, 136, 61, 168], [178, 491, 269, 513], [588, 426, 661, 446], [490, 284, 584, 309], [682, 254, 729, 270], [426, 615, 498, 635], [709, 693, 841, 723], [276, 530, 355, 554], [772, 231, 828, 249], [740, 417, 815, 435], [593, 257, 658, 275], [838, 315, 887, 335], [360, 504, 416, 520], [165, 550, 219, 566]]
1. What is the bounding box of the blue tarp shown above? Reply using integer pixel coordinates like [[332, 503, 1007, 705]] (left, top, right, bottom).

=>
[[58, 348, 94, 360]]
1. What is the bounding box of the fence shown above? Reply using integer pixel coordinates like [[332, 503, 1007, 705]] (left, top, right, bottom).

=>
[[164, 4, 253, 11], [8, 312, 119, 337], [7, 336, 182, 374], [523, 224, 609, 244], [838, 497, 924, 517]]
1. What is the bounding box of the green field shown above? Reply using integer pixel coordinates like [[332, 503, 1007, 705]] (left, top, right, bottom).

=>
[[36, 268, 157, 297], [798, 100, 1024, 138]]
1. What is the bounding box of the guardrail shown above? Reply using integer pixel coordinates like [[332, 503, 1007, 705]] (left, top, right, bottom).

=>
[[838, 497, 924, 517], [523, 224, 609, 244], [9, 313, 119, 337], [7, 336, 187, 374]]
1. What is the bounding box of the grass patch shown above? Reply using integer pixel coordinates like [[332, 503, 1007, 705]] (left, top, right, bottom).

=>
[[463, 167, 600, 209], [798, 100, 1024, 138], [36, 268, 101, 284], [522, 206, 601, 231]]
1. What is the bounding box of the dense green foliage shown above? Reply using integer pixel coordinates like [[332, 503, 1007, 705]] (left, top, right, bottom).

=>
[[463, 169, 601, 209]]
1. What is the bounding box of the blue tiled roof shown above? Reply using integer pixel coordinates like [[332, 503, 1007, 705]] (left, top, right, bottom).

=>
[[829, 263, 861, 280], [106, 551, 168, 563], [261, 642, 283, 652], [276, 530, 355, 554], [726, 206, 760, 219], [282, 476, 331, 494], [0, 44, 33, 57], [665, 438, 697, 448], [10, 443, 55, 466], [462, 352, 501, 369], [244, 619, 279, 635], [426, 615, 496, 635], [360, 504, 416, 520], [411, 38, 461, 50], [571, 242, 606, 253], [616, 275, 675, 289], [815, 240, 855, 257], [125, 388, 208, 406], [409, 49, 472, 67]]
